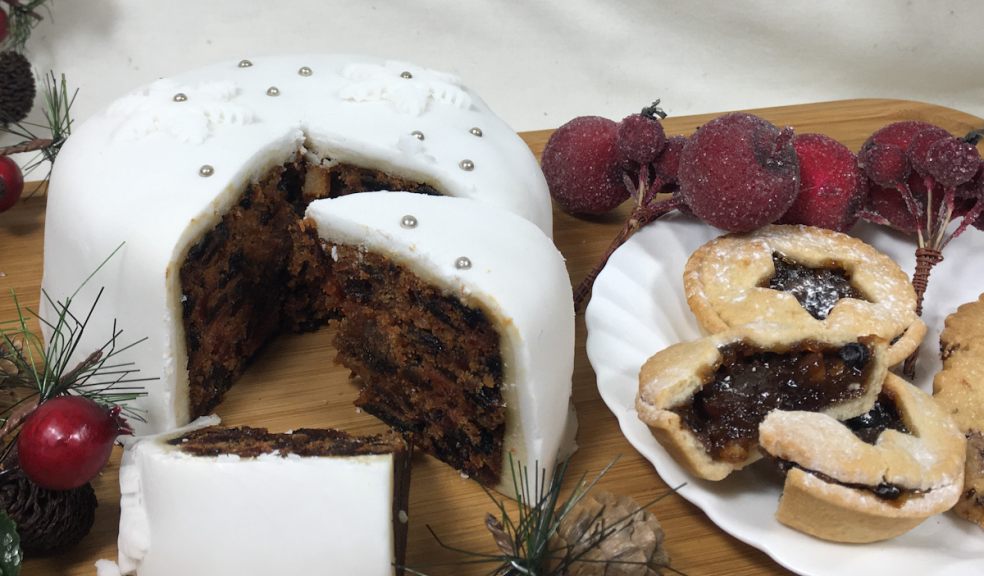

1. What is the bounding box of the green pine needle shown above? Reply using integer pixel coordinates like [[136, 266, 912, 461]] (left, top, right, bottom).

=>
[[1, 0, 51, 53], [0, 71, 76, 183], [405, 456, 683, 576], [0, 243, 152, 471]]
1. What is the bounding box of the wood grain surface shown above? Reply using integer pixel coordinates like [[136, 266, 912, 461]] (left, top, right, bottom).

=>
[[3, 99, 982, 576]]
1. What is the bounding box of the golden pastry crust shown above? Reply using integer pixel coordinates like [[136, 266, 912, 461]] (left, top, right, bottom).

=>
[[683, 225, 924, 366], [636, 324, 887, 481], [933, 293, 984, 528], [760, 373, 965, 543], [940, 293, 984, 360], [765, 374, 965, 542]]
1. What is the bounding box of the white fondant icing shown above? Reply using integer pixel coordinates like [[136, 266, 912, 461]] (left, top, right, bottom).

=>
[[118, 420, 399, 575], [306, 192, 576, 494], [40, 55, 552, 435]]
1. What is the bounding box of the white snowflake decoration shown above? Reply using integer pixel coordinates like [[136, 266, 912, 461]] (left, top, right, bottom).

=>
[[338, 60, 473, 116], [107, 79, 256, 144]]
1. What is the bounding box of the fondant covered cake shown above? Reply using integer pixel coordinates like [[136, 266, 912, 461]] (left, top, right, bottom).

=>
[[41, 54, 555, 435], [117, 416, 410, 575], [307, 192, 576, 488]]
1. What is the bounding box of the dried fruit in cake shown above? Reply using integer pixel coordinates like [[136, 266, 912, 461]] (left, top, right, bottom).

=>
[[683, 225, 926, 366], [778, 133, 866, 232], [933, 293, 984, 528], [541, 116, 629, 215], [636, 325, 887, 481], [761, 374, 966, 543], [678, 112, 800, 232]]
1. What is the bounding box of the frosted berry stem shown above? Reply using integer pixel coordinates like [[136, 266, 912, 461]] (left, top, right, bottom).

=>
[[573, 196, 682, 311], [902, 247, 944, 378]]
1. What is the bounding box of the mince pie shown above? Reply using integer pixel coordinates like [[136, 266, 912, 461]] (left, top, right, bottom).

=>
[[636, 324, 887, 481], [761, 373, 966, 543], [683, 225, 925, 366]]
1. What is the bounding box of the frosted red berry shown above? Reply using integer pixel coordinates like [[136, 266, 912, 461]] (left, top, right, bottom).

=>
[[858, 142, 909, 188], [0, 10, 8, 44], [924, 136, 981, 187], [17, 396, 132, 490], [865, 184, 919, 233], [863, 121, 943, 150], [616, 113, 666, 165], [779, 133, 865, 232], [678, 112, 800, 232], [653, 135, 687, 186], [541, 116, 628, 215], [0, 156, 24, 213], [907, 126, 951, 177]]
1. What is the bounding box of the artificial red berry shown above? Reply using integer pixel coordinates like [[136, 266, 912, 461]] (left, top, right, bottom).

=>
[[652, 135, 687, 187], [858, 142, 910, 188], [863, 121, 943, 150], [924, 136, 981, 188], [616, 113, 666, 165], [0, 155, 24, 213], [907, 126, 951, 177], [0, 10, 8, 44], [17, 396, 132, 490], [779, 133, 866, 232], [678, 112, 800, 232], [865, 184, 919, 232], [541, 116, 629, 215]]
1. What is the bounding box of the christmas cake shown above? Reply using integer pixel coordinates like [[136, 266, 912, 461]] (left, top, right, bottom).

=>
[[683, 225, 926, 366], [116, 416, 410, 575], [306, 192, 576, 489], [39, 55, 565, 466]]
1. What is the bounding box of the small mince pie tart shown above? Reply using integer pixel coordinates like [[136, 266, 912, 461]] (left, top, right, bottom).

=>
[[933, 293, 984, 528], [636, 324, 887, 481], [683, 225, 925, 366], [760, 373, 966, 543]]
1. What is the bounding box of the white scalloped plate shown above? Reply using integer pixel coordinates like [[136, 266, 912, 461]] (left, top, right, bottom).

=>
[[585, 213, 984, 576]]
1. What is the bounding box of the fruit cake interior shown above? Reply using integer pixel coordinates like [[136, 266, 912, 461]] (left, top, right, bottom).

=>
[[178, 159, 507, 484]]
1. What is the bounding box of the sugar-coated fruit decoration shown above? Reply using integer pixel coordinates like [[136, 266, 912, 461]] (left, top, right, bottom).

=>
[[778, 133, 867, 232], [557, 103, 686, 310], [541, 116, 627, 215], [616, 112, 666, 165], [0, 155, 23, 213], [17, 396, 133, 491], [856, 120, 984, 377], [678, 112, 800, 232], [0, 10, 8, 44]]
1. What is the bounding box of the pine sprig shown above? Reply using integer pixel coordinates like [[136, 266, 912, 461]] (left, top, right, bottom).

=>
[[0, 0, 50, 53], [0, 71, 75, 184], [0, 244, 152, 474], [407, 457, 683, 576]]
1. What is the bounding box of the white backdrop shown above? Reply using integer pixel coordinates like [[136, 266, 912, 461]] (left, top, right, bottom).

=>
[[9, 1, 984, 147]]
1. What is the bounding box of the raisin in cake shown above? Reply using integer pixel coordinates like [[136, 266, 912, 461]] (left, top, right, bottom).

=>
[[117, 416, 410, 575], [306, 192, 576, 491], [40, 54, 554, 434]]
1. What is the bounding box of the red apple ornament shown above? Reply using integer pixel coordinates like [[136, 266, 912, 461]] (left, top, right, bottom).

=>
[[0, 156, 24, 213], [17, 396, 133, 490]]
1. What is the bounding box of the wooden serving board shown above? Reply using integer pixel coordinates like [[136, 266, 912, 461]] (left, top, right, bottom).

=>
[[3, 99, 982, 576]]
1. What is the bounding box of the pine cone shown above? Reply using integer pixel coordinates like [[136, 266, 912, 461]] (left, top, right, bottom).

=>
[[0, 51, 36, 125], [551, 491, 669, 576], [0, 470, 97, 555]]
